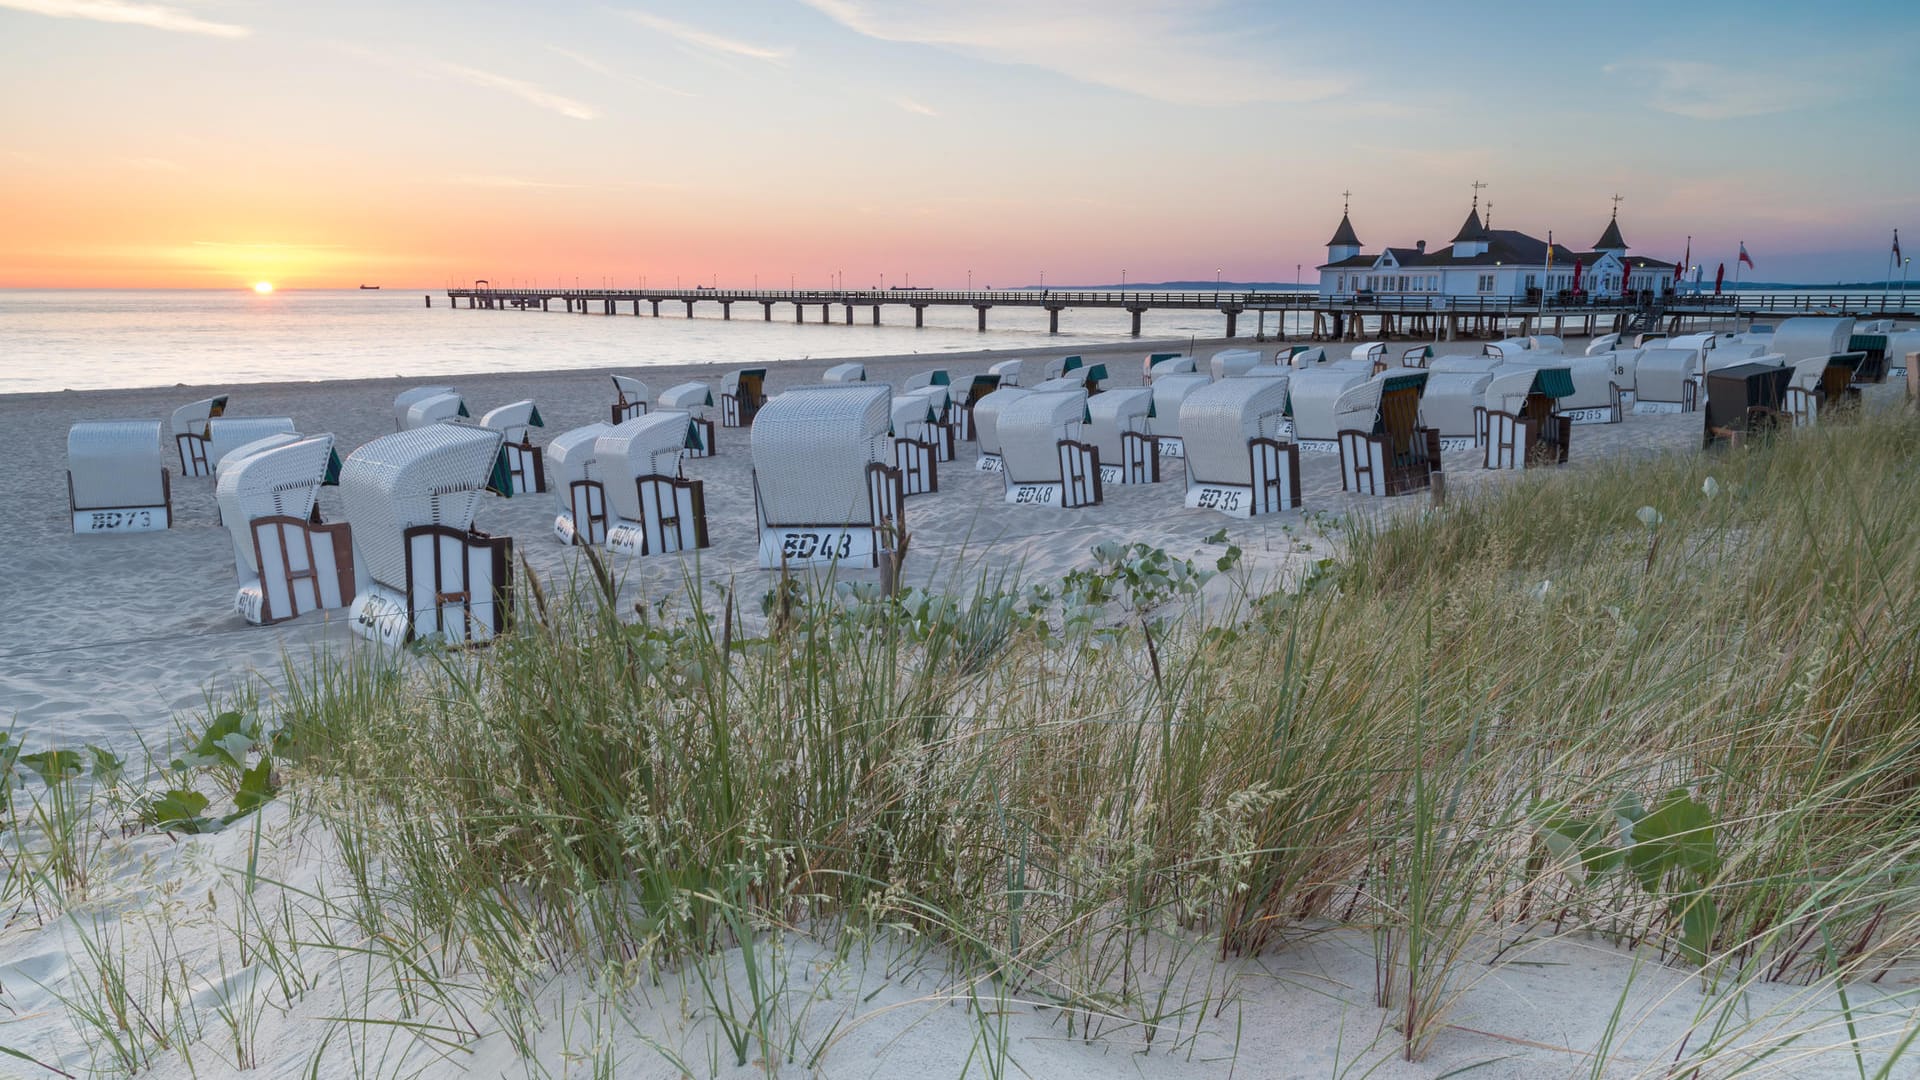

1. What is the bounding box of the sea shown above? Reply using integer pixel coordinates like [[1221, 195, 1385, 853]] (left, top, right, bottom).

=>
[[0, 288, 1292, 396]]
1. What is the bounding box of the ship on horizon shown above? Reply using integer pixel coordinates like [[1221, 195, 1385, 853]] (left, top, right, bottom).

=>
[[359, 284, 380, 289]]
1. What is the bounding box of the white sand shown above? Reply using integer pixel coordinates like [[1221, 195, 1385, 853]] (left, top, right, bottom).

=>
[[2, 338, 1909, 1077]]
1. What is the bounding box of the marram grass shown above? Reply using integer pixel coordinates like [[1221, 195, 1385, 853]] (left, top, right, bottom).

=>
[[268, 409, 1920, 1071]]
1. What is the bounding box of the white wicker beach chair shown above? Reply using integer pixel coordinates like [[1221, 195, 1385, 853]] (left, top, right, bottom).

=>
[[822, 362, 867, 383], [1287, 367, 1374, 450], [1085, 386, 1158, 485], [1780, 354, 1836, 425], [1481, 363, 1574, 469], [206, 417, 298, 476], [1351, 342, 1387, 371], [903, 368, 951, 393], [890, 391, 941, 495], [1178, 378, 1298, 516], [217, 434, 353, 625], [546, 422, 615, 546], [1147, 373, 1211, 460], [1338, 371, 1440, 497], [479, 399, 547, 496], [1143, 352, 1194, 383], [1633, 349, 1704, 413], [1485, 338, 1531, 359], [659, 381, 717, 456], [1286, 346, 1328, 367], [997, 390, 1099, 508], [598, 412, 709, 557], [1882, 331, 1920, 380], [1559, 355, 1628, 424], [67, 420, 170, 533], [720, 368, 768, 427], [749, 384, 901, 568], [1037, 355, 1084, 382], [1419, 372, 1496, 450], [1529, 335, 1566, 355], [170, 396, 228, 476], [340, 423, 510, 646], [402, 390, 469, 430], [611, 375, 651, 423], [949, 373, 1001, 442], [987, 357, 1025, 387], [1210, 348, 1264, 380], [1399, 345, 1434, 369], [971, 385, 1029, 471], [1587, 333, 1622, 355], [1428, 354, 1502, 374], [1769, 318, 1854, 363], [394, 386, 465, 430]]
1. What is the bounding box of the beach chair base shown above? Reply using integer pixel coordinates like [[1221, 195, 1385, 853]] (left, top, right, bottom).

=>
[[606, 474, 710, 557], [176, 433, 212, 477], [69, 470, 172, 534], [975, 453, 1004, 473], [554, 479, 608, 546], [1295, 438, 1338, 455], [1339, 428, 1440, 497], [754, 464, 903, 570], [237, 516, 354, 625], [349, 527, 512, 647], [1559, 387, 1623, 426], [1184, 438, 1300, 517], [895, 438, 939, 496], [1005, 440, 1101, 508], [1156, 435, 1185, 458]]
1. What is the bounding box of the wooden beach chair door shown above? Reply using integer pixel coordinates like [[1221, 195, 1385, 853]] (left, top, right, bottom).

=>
[[612, 398, 648, 424], [500, 439, 546, 496], [1120, 430, 1160, 484], [684, 417, 716, 458], [177, 432, 212, 477], [1482, 409, 1532, 470], [404, 525, 512, 644], [866, 462, 906, 568], [1248, 437, 1301, 514], [1524, 393, 1570, 466], [1337, 427, 1384, 496], [1057, 439, 1102, 508], [568, 480, 608, 546], [1380, 384, 1437, 494], [636, 474, 709, 554], [894, 437, 939, 496], [249, 516, 355, 624]]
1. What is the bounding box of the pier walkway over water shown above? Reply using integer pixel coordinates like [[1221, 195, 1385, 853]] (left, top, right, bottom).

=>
[[442, 285, 1916, 341]]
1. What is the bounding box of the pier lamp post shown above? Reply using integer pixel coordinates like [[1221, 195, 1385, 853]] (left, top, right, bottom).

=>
[[967, 269, 972, 290], [1296, 264, 1301, 287], [1216, 268, 1222, 287], [1121, 268, 1127, 289], [1039, 269, 1046, 289]]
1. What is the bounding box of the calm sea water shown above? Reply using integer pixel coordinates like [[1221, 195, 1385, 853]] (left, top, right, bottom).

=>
[[0, 289, 1277, 396]]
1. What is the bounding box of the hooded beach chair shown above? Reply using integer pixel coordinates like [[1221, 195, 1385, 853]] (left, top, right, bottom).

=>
[[1210, 348, 1264, 380], [749, 384, 903, 568], [217, 434, 353, 625], [890, 391, 942, 495], [1480, 363, 1575, 469], [1178, 377, 1298, 516], [340, 423, 510, 647], [67, 420, 171, 533], [1587, 333, 1623, 356], [206, 417, 298, 476], [998, 389, 1100, 508], [987, 357, 1026, 387], [1880, 330, 1920, 380], [659, 381, 717, 456], [1037, 355, 1084, 383], [1148, 373, 1211, 460], [171, 396, 228, 476], [720, 368, 767, 427], [1144, 352, 1194, 383], [1419, 371, 1497, 451], [1778, 354, 1855, 426], [946, 373, 999, 442], [1485, 338, 1531, 360], [479, 400, 547, 496], [611, 375, 651, 423], [598, 412, 710, 557], [904, 368, 950, 393], [546, 422, 615, 546], [1633, 349, 1705, 413], [1338, 371, 1439, 497], [1286, 346, 1328, 367], [1529, 335, 1566, 355], [1703, 361, 1792, 448], [1400, 345, 1434, 369], [971, 385, 1029, 472], [394, 386, 466, 430], [1287, 365, 1374, 452], [1085, 385, 1159, 485], [822, 362, 867, 383], [1559, 355, 1630, 425]]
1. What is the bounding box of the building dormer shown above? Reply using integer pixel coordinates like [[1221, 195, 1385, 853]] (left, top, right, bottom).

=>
[[1326, 207, 1363, 264], [1450, 202, 1490, 258]]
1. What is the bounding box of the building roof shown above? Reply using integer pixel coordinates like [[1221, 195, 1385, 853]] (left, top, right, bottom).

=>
[[1451, 206, 1489, 243], [1594, 213, 1628, 251], [1326, 213, 1362, 248], [1317, 232, 1675, 272]]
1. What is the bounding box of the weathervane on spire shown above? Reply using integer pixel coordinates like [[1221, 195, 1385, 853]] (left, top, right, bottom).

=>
[[1470, 180, 1487, 209], [1611, 192, 1624, 219], [1484, 202, 1493, 230], [1342, 188, 1352, 214]]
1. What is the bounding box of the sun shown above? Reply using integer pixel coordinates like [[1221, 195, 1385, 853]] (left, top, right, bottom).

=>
[[252, 281, 274, 294]]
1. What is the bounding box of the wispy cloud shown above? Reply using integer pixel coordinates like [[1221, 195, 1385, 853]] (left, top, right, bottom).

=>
[[1604, 59, 1843, 120], [621, 11, 788, 61], [191, 240, 348, 250], [801, 0, 1345, 106], [547, 44, 695, 97], [0, 0, 247, 38], [895, 96, 937, 117], [440, 62, 598, 120]]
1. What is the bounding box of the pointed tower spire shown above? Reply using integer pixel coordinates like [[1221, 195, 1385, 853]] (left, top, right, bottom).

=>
[[1594, 195, 1628, 252], [1325, 190, 1362, 261]]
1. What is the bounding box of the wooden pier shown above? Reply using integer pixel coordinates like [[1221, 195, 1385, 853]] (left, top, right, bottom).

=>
[[442, 286, 1916, 341]]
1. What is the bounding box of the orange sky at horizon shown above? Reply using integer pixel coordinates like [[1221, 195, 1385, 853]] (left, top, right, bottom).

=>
[[3, 1, 1915, 289]]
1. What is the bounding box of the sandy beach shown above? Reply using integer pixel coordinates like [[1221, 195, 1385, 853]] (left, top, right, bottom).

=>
[[2, 337, 1909, 1079]]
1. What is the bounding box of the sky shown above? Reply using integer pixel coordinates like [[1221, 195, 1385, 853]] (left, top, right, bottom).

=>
[[2, 0, 1916, 289]]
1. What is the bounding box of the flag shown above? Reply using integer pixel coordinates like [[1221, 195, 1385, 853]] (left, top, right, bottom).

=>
[[1896, 229, 1903, 263], [1676, 237, 1690, 284], [1572, 259, 1583, 293], [1714, 262, 1725, 295], [1738, 242, 1754, 269]]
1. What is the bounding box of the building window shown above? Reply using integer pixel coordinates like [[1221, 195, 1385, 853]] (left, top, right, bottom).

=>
[[1336, 274, 1345, 292], [1477, 274, 1495, 293], [1525, 273, 1537, 289]]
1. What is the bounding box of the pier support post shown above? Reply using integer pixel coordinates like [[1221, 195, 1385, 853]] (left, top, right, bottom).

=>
[[844, 304, 853, 325], [721, 301, 732, 320], [633, 300, 642, 315], [651, 300, 661, 317], [822, 303, 832, 322], [1221, 305, 1242, 338], [425, 294, 432, 308], [761, 301, 774, 321], [1046, 305, 1063, 334], [605, 299, 614, 315], [913, 303, 927, 328], [795, 304, 804, 324], [1127, 305, 1147, 338], [973, 304, 990, 332], [685, 301, 696, 318], [871, 305, 881, 325]]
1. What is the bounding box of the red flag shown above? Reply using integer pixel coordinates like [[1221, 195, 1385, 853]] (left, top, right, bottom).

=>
[[1572, 260, 1583, 294], [1738, 242, 1754, 269], [1622, 264, 1633, 297], [1896, 229, 1903, 263], [1676, 238, 1689, 283], [1714, 262, 1726, 295]]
